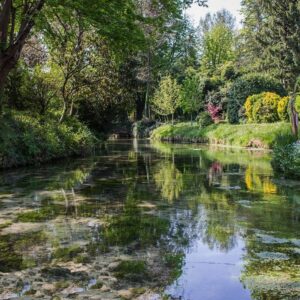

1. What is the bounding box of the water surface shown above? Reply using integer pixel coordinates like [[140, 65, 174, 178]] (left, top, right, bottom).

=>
[[0, 140, 299, 299]]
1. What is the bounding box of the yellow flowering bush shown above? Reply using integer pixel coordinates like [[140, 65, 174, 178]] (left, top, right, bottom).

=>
[[244, 92, 281, 123], [277, 96, 290, 121], [245, 94, 261, 122]]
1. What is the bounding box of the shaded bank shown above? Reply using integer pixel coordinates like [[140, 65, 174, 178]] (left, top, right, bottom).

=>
[[0, 112, 98, 169]]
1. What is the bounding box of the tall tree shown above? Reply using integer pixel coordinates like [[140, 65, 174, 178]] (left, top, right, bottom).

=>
[[152, 75, 181, 124], [0, 0, 45, 87], [0, 0, 145, 91], [200, 22, 235, 72]]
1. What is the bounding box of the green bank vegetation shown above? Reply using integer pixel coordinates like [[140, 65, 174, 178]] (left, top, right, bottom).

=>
[[151, 122, 295, 149]]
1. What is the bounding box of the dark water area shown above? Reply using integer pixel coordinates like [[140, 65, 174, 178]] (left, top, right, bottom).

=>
[[0, 140, 299, 299]]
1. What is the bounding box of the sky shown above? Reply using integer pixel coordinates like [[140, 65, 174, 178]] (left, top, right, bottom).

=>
[[186, 0, 243, 27]]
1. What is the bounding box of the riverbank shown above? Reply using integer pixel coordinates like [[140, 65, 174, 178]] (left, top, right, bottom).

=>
[[0, 112, 98, 169], [151, 122, 295, 149]]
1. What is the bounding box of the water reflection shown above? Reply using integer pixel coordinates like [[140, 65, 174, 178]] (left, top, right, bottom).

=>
[[0, 140, 299, 299]]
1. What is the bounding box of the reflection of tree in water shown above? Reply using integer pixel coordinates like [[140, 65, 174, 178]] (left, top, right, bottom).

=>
[[197, 189, 238, 252], [245, 166, 277, 194], [151, 141, 300, 298], [101, 186, 170, 248], [154, 160, 183, 203]]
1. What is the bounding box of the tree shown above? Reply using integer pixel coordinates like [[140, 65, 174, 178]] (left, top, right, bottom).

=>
[[200, 22, 235, 72], [0, 0, 45, 89], [20, 64, 60, 115], [152, 75, 181, 124], [180, 68, 204, 123], [198, 9, 236, 36], [0, 0, 146, 92]]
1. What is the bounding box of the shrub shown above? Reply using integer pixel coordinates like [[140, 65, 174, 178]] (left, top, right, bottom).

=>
[[244, 94, 261, 122], [252, 92, 281, 123], [227, 73, 286, 124], [196, 111, 213, 128], [220, 61, 237, 81], [277, 96, 290, 121], [207, 103, 222, 123], [0, 111, 97, 168], [272, 142, 300, 179]]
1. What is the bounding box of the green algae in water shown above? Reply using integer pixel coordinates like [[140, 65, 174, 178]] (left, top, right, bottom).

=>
[[114, 260, 148, 282], [74, 254, 91, 264], [256, 251, 290, 261], [0, 231, 47, 272], [52, 244, 83, 262], [16, 206, 62, 222], [0, 221, 12, 230], [90, 281, 104, 289], [163, 253, 184, 282], [103, 214, 169, 247], [0, 238, 23, 272]]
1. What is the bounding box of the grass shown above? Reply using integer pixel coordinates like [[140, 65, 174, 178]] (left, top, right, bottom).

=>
[[151, 122, 295, 149]]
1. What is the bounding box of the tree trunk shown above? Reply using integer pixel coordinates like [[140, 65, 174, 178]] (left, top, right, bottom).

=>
[[60, 100, 67, 123], [291, 80, 300, 139], [0, 0, 45, 89], [291, 94, 299, 138]]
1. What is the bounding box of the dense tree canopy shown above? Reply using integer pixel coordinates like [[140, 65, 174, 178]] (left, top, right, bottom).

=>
[[1, 0, 300, 141]]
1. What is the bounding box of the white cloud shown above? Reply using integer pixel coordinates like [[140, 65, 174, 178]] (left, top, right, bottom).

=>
[[186, 0, 242, 27]]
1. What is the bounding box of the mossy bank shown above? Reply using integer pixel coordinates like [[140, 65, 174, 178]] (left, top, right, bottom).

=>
[[151, 122, 295, 149], [0, 112, 98, 169]]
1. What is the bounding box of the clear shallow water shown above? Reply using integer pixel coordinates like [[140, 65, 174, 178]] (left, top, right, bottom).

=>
[[0, 140, 299, 299]]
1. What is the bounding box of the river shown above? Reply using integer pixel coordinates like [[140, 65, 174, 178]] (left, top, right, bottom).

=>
[[0, 140, 299, 299]]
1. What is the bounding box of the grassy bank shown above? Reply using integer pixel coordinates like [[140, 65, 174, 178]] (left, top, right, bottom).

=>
[[151, 122, 295, 149], [0, 112, 97, 168]]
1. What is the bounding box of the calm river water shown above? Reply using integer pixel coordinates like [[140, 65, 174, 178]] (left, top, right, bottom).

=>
[[0, 140, 299, 299]]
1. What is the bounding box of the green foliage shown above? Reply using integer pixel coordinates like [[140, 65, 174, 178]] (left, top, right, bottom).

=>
[[196, 111, 213, 128], [295, 95, 300, 113], [220, 61, 238, 81], [180, 68, 204, 119], [201, 23, 235, 72], [227, 73, 286, 124], [240, 0, 300, 90], [151, 122, 294, 149], [272, 143, 300, 179], [0, 112, 96, 168], [277, 96, 290, 122], [152, 76, 182, 122], [244, 92, 281, 123]]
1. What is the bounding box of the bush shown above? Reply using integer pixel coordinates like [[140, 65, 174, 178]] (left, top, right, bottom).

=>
[[272, 142, 300, 179], [277, 96, 290, 122], [244, 94, 261, 122], [251, 92, 281, 123], [0, 112, 97, 168], [196, 111, 213, 128], [227, 73, 286, 124], [220, 62, 237, 81]]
